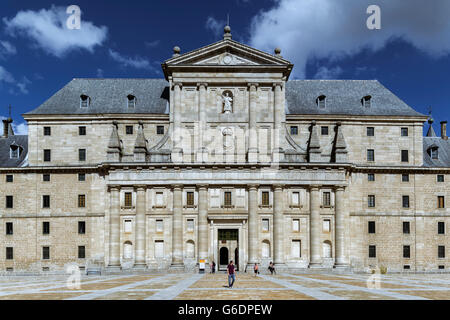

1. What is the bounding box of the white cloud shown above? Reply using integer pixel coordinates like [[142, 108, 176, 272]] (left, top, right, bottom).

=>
[[313, 66, 343, 79], [0, 67, 31, 94], [16, 76, 31, 94], [249, 0, 450, 78], [0, 41, 17, 58], [108, 49, 153, 70], [3, 5, 107, 57], [0, 66, 15, 83], [206, 16, 226, 39]]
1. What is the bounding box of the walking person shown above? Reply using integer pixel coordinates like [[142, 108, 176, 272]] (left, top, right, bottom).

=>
[[268, 261, 276, 275], [211, 261, 216, 274], [253, 263, 259, 277], [227, 260, 236, 288]]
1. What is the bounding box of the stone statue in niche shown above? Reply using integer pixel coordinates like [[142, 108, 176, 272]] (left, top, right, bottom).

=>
[[222, 90, 233, 114]]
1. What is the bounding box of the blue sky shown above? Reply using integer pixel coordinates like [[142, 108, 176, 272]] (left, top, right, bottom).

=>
[[1, 0, 449, 135]]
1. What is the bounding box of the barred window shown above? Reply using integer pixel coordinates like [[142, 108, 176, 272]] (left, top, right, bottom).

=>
[[43, 174, 50, 182], [438, 246, 445, 258], [401, 127, 408, 136], [43, 195, 50, 208], [368, 221, 375, 234], [262, 191, 269, 206], [403, 245, 410, 258], [368, 173, 375, 181], [438, 196, 445, 209], [367, 127, 374, 136], [6, 247, 13, 260], [368, 195, 375, 208], [186, 192, 194, 206], [321, 126, 329, 135], [401, 150, 409, 162], [438, 222, 445, 235], [290, 126, 298, 135], [367, 149, 375, 162], [78, 195, 86, 208], [78, 173, 86, 182], [6, 196, 13, 209], [42, 246, 50, 260], [43, 126, 51, 136], [6, 175, 13, 183], [224, 191, 232, 207], [79, 126, 86, 135], [157, 126, 164, 135], [126, 125, 133, 135], [79, 149, 86, 161], [78, 246, 86, 259], [78, 221, 86, 234], [403, 221, 410, 234], [402, 195, 410, 208], [369, 245, 376, 258], [323, 192, 331, 207], [437, 175, 445, 182], [402, 174, 409, 182], [124, 192, 132, 207], [6, 222, 13, 235], [42, 222, 50, 235], [44, 149, 51, 162]]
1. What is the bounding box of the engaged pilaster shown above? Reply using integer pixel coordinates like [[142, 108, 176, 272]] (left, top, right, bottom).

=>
[[196, 83, 208, 163], [247, 185, 259, 267], [248, 83, 259, 163], [309, 186, 322, 267], [334, 187, 349, 268], [272, 83, 285, 162], [172, 83, 183, 162], [171, 185, 184, 269], [273, 185, 285, 265], [197, 185, 209, 262], [134, 186, 147, 269], [107, 186, 121, 271]]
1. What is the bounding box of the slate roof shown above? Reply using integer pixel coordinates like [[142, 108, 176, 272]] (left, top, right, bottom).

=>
[[26, 79, 169, 115], [423, 137, 450, 167], [285, 80, 424, 117], [0, 135, 28, 167], [26, 78, 424, 118]]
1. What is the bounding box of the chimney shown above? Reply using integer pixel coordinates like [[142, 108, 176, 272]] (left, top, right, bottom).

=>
[[441, 121, 448, 140], [2, 117, 12, 138]]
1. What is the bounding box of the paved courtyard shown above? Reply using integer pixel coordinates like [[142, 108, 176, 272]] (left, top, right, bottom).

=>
[[0, 272, 449, 300]]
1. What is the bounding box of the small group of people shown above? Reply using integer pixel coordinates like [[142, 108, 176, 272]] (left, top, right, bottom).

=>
[[253, 261, 276, 275]]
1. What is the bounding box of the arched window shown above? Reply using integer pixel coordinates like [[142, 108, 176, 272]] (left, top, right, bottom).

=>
[[80, 94, 90, 108], [323, 240, 332, 258], [127, 94, 136, 108], [316, 95, 326, 108], [123, 241, 133, 259], [186, 240, 195, 258], [361, 95, 372, 108], [262, 240, 270, 258]]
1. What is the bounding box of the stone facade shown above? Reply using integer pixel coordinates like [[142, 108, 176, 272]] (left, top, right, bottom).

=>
[[1, 27, 449, 274]]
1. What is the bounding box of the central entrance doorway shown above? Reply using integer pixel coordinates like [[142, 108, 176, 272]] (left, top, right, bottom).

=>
[[218, 229, 239, 271]]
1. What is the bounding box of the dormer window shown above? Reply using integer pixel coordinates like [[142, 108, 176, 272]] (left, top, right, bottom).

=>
[[127, 94, 136, 108], [316, 95, 326, 108], [10, 145, 20, 159], [362, 95, 372, 108], [80, 95, 90, 108], [427, 145, 439, 160]]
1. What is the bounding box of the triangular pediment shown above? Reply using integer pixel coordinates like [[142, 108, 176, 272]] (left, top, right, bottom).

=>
[[164, 39, 291, 67]]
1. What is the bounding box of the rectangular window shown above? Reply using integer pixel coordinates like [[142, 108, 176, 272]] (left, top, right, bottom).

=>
[[438, 196, 445, 209], [156, 219, 163, 232], [42, 222, 50, 235], [438, 246, 445, 258], [402, 174, 409, 182], [404, 265, 411, 270], [368, 221, 376, 234], [321, 126, 329, 135], [78, 246, 86, 259], [78, 221, 86, 234], [187, 219, 194, 232], [78, 195, 86, 208], [438, 222, 445, 235], [124, 192, 132, 207], [262, 219, 269, 231], [439, 265, 445, 270], [403, 221, 410, 234], [6, 196, 13, 209], [155, 192, 164, 206], [43, 149, 51, 162], [291, 240, 301, 258], [292, 219, 300, 232], [6, 247, 13, 260], [224, 191, 232, 207], [367, 149, 375, 162], [323, 219, 330, 232], [78, 173, 85, 182], [79, 126, 86, 135], [367, 127, 374, 136], [323, 192, 331, 207], [157, 126, 164, 135], [78, 149, 86, 161], [403, 245, 411, 258], [43, 126, 51, 136], [368, 195, 375, 208], [43, 195, 50, 208], [186, 192, 194, 206], [43, 174, 50, 182], [6, 175, 13, 183], [292, 192, 300, 206], [402, 195, 410, 208], [6, 222, 13, 235], [290, 126, 298, 135], [401, 127, 408, 137], [262, 191, 269, 206], [124, 220, 132, 233], [126, 125, 133, 135], [42, 246, 50, 260], [155, 241, 164, 258], [401, 150, 409, 162], [368, 173, 375, 181], [437, 175, 445, 182], [369, 245, 376, 258]]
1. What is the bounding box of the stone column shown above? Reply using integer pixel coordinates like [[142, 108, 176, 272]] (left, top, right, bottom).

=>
[[171, 185, 184, 268], [272, 83, 284, 161], [108, 186, 121, 271], [334, 187, 349, 267], [248, 83, 259, 163], [196, 83, 208, 162], [309, 186, 322, 267], [198, 185, 208, 262], [247, 185, 258, 267], [134, 186, 147, 269], [172, 83, 183, 162], [273, 185, 285, 265]]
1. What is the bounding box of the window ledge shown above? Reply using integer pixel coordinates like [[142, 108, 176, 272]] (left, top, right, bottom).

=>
[[152, 205, 166, 209], [121, 206, 135, 210], [183, 205, 197, 209], [289, 205, 303, 209], [221, 205, 235, 209], [259, 205, 272, 209], [320, 205, 334, 209]]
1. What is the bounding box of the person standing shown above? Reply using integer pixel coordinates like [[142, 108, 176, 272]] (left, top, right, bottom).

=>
[[227, 260, 236, 288], [253, 263, 259, 277], [211, 261, 216, 274], [268, 261, 276, 275]]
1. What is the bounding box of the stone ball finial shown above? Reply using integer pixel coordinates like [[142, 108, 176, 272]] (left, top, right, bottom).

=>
[[274, 47, 281, 55], [173, 46, 180, 54], [428, 117, 434, 124], [224, 25, 231, 33]]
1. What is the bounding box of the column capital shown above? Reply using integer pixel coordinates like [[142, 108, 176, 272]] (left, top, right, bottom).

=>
[[172, 184, 183, 191], [272, 82, 283, 89], [196, 82, 208, 89], [108, 185, 121, 192], [335, 186, 346, 192], [135, 185, 147, 192], [273, 184, 284, 191], [247, 82, 259, 90], [197, 184, 209, 190], [248, 184, 259, 190], [172, 82, 183, 89], [309, 185, 320, 191]]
